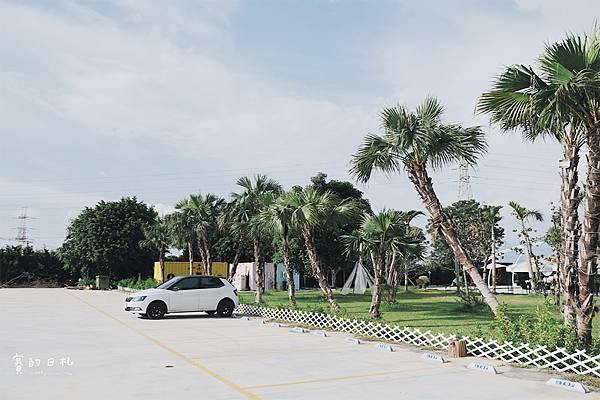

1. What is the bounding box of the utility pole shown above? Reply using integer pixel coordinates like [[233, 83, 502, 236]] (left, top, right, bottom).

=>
[[15, 206, 32, 246], [458, 161, 472, 201]]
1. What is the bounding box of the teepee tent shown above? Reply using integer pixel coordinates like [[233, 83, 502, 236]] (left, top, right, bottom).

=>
[[340, 261, 374, 295]]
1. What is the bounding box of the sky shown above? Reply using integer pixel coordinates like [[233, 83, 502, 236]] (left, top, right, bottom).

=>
[[0, 0, 598, 255]]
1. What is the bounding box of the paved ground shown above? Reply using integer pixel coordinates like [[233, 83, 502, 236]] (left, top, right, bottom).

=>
[[1, 288, 597, 400]]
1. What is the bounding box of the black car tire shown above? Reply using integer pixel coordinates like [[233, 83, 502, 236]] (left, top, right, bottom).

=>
[[147, 301, 166, 319], [216, 299, 234, 317]]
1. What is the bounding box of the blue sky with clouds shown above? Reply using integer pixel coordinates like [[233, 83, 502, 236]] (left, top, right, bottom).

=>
[[1, 0, 598, 253]]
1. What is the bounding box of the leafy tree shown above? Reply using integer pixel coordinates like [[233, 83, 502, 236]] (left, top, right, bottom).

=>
[[428, 200, 505, 288], [1, 245, 71, 285], [61, 197, 157, 281], [350, 96, 501, 314], [167, 205, 198, 274]]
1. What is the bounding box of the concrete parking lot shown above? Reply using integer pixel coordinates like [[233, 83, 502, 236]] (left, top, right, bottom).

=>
[[1, 288, 597, 399]]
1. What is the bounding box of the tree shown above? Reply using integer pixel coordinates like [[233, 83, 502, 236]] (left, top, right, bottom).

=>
[[482, 205, 503, 291], [285, 186, 360, 311], [1, 245, 71, 285], [61, 197, 157, 281], [350, 96, 501, 314], [478, 26, 599, 340], [427, 200, 504, 294], [166, 207, 198, 275], [257, 192, 298, 306], [508, 201, 544, 292], [230, 174, 282, 303], [344, 209, 423, 318], [140, 216, 171, 283], [177, 192, 225, 275]]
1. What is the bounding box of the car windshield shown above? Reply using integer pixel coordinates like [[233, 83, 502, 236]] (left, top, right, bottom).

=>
[[156, 276, 185, 290]]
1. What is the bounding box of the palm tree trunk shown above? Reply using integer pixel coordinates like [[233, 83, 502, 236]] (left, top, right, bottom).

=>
[[407, 163, 500, 314], [203, 237, 213, 275], [491, 230, 497, 291], [229, 233, 246, 281], [253, 237, 264, 303], [281, 238, 296, 306], [302, 228, 340, 311], [560, 143, 580, 325], [578, 123, 600, 342], [159, 249, 165, 283], [197, 238, 208, 274], [369, 252, 385, 318], [522, 231, 536, 291], [188, 242, 194, 275]]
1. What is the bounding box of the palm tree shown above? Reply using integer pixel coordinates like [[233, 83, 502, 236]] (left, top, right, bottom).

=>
[[257, 192, 297, 306], [345, 209, 423, 318], [350, 96, 501, 314], [508, 201, 543, 292], [230, 175, 282, 303], [165, 209, 197, 274], [482, 206, 503, 291], [140, 216, 170, 283], [285, 186, 360, 311], [179, 192, 225, 275], [477, 27, 599, 337]]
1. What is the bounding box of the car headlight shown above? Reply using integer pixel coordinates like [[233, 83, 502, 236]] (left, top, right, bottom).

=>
[[129, 296, 147, 302]]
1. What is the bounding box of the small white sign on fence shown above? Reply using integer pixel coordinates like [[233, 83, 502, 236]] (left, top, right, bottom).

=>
[[314, 331, 327, 337], [271, 322, 281, 327], [374, 344, 393, 352], [346, 338, 361, 345], [545, 379, 589, 393], [467, 363, 499, 374], [421, 353, 446, 363], [292, 327, 306, 333]]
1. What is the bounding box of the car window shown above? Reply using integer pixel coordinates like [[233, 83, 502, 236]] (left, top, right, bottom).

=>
[[200, 276, 225, 289], [156, 276, 183, 289], [173, 277, 201, 290]]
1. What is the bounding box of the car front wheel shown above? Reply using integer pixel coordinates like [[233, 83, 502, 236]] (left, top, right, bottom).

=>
[[216, 299, 234, 317], [147, 301, 166, 319]]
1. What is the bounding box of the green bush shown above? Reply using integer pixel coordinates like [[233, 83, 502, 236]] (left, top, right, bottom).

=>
[[133, 277, 157, 290], [117, 277, 135, 288], [485, 300, 600, 355], [77, 277, 95, 287]]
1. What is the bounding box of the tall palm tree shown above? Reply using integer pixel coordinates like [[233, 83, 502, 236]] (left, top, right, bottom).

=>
[[257, 192, 297, 306], [230, 174, 282, 303], [140, 216, 170, 283], [482, 206, 503, 291], [285, 186, 360, 311], [508, 201, 543, 292], [350, 96, 501, 314], [477, 27, 599, 338], [179, 192, 225, 275], [165, 209, 197, 274], [345, 209, 423, 318]]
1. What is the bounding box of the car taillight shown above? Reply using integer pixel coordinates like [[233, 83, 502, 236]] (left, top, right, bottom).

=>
[[233, 289, 238, 296]]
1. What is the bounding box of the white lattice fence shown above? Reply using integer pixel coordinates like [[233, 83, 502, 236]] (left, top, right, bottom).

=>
[[234, 303, 600, 377]]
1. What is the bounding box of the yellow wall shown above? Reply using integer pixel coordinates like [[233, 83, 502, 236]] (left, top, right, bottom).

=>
[[154, 262, 229, 282]]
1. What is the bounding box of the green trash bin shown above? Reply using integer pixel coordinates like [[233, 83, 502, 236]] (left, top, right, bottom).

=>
[[96, 275, 109, 290]]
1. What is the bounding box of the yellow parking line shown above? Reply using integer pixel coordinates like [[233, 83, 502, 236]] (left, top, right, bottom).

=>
[[66, 291, 261, 400], [192, 346, 357, 359], [244, 364, 462, 390]]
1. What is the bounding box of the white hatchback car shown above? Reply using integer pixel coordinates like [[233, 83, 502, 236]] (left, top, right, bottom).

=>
[[124, 275, 239, 319]]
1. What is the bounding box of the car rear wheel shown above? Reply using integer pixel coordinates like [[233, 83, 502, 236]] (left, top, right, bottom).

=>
[[147, 301, 166, 319], [217, 299, 234, 317]]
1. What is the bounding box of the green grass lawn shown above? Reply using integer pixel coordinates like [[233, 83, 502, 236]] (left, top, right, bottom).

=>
[[239, 287, 600, 339]]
